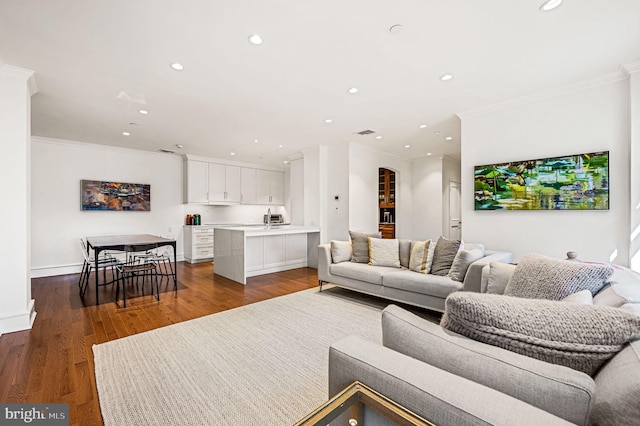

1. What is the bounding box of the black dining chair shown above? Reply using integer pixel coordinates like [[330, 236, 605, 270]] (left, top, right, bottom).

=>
[[114, 245, 159, 308]]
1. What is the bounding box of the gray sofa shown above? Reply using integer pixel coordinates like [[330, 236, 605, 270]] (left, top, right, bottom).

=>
[[328, 261, 640, 425], [318, 241, 512, 313]]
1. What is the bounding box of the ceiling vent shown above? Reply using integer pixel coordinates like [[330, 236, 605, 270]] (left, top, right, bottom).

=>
[[158, 149, 176, 154], [355, 129, 376, 136]]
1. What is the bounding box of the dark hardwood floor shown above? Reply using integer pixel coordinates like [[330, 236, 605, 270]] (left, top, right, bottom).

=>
[[0, 262, 319, 426]]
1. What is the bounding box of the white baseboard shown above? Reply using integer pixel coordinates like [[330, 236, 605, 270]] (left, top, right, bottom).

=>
[[0, 299, 36, 335], [30, 254, 186, 278]]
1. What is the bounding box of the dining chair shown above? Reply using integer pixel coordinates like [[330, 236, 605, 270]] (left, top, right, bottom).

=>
[[78, 238, 120, 300], [115, 246, 159, 308]]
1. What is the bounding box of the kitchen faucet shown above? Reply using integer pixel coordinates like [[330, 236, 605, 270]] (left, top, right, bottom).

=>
[[266, 208, 271, 228]]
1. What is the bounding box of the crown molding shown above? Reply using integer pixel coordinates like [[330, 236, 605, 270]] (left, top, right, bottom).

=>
[[0, 65, 38, 95], [458, 69, 628, 121]]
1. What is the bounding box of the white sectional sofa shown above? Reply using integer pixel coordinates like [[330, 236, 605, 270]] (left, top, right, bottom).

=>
[[318, 238, 512, 313]]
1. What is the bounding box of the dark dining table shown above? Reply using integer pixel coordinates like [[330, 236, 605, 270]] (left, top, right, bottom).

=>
[[85, 234, 177, 305]]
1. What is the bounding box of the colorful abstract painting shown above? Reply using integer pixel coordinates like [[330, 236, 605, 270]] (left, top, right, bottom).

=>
[[474, 151, 609, 210], [81, 180, 151, 211]]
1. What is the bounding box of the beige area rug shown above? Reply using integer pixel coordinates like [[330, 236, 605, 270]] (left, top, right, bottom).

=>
[[93, 287, 394, 426]]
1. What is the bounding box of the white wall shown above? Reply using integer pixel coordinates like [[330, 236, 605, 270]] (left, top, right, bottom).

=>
[[289, 158, 304, 225], [326, 144, 350, 241], [31, 137, 185, 276], [0, 65, 36, 334], [349, 143, 413, 238], [626, 63, 640, 269], [460, 76, 630, 264]]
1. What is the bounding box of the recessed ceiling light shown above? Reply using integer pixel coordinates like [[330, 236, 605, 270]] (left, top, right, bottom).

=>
[[440, 74, 453, 81], [138, 109, 148, 115], [348, 87, 359, 94], [129, 122, 138, 126], [278, 144, 283, 148], [254, 139, 259, 143], [248, 34, 263, 45], [324, 119, 333, 123], [539, 0, 563, 12], [170, 62, 184, 71], [122, 131, 130, 136], [389, 24, 404, 34], [445, 136, 453, 141], [284, 161, 289, 164], [230, 152, 236, 156], [419, 124, 427, 129], [426, 152, 432, 156], [375, 136, 382, 140], [175, 144, 183, 149], [404, 145, 411, 148], [433, 131, 441, 135]]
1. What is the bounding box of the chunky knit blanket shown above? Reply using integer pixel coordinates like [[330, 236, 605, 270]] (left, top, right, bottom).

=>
[[441, 292, 640, 375]]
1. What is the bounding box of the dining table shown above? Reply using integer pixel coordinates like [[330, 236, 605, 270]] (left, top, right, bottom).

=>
[[85, 234, 177, 305]]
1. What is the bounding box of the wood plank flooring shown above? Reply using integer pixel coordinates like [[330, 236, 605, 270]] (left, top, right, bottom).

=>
[[0, 262, 319, 426]]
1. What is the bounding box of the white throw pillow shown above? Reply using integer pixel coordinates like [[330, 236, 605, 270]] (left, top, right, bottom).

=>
[[330, 240, 352, 263], [368, 238, 401, 268], [562, 290, 594, 305]]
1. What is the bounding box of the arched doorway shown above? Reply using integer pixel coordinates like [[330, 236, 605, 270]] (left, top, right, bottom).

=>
[[378, 167, 395, 238]]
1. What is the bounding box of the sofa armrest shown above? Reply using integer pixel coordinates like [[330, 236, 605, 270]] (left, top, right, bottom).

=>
[[462, 251, 513, 292], [329, 335, 572, 426], [318, 243, 332, 283], [381, 305, 595, 426]]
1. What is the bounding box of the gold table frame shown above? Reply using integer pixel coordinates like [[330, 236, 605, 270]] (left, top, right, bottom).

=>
[[294, 381, 435, 426]]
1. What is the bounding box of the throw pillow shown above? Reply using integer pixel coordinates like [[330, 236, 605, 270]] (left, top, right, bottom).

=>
[[368, 238, 400, 268], [440, 292, 640, 376], [448, 248, 485, 282], [408, 240, 432, 273], [349, 230, 381, 263], [562, 290, 594, 305], [398, 239, 412, 268], [504, 253, 614, 300], [330, 240, 352, 263], [430, 236, 462, 276], [486, 262, 517, 294]]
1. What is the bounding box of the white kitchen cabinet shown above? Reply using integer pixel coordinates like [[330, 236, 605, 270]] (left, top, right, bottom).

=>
[[208, 163, 241, 204], [184, 160, 209, 203], [184, 226, 214, 263], [256, 170, 284, 205], [240, 167, 257, 205], [285, 233, 307, 265], [263, 235, 286, 269]]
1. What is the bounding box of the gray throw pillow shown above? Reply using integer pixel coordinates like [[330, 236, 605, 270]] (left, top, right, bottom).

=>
[[398, 239, 412, 268], [349, 230, 381, 263], [504, 253, 614, 300], [448, 248, 484, 282], [330, 240, 352, 263], [441, 292, 640, 376], [486, 262, 517, 294], [430, 236, 462, 276]]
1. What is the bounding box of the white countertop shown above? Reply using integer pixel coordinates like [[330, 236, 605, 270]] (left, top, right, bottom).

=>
[[214, 225, 321, 236]]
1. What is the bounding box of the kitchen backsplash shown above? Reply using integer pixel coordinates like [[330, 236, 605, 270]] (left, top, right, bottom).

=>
[[183, 204, 288, 225]]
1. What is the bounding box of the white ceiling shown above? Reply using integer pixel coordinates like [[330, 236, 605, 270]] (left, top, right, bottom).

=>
[[1, 0, 639, 167]]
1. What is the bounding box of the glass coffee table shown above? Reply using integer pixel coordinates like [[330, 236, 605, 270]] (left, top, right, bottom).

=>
[[294, 381, 435, 426]]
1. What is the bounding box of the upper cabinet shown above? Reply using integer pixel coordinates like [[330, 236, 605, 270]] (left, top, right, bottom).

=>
[[256, 169, 284, 205], [208, 163, 241, 203], [184, 157, 285, 206]]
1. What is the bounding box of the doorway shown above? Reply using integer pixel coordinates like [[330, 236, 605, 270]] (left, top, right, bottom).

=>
[[448, 181, 461, 240], [378, 168, 396, 238]]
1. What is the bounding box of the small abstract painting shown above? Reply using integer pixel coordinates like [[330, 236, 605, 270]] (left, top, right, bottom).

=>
[[474, 151, 609, 210], [81, 180, 151, 211]]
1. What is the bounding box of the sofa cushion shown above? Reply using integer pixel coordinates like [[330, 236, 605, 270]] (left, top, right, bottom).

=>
[[368, 237, 400, 268], [448, 248, 484, 282], [591, 338, 640, 425], [398, 239, 411, 268], [408, 240, 432, 273], [430, 236, 462, 276], [349, 230, 381, 263], [330, 262, 389, 285], [383, 270, 462, 298], [330, 240, 352, 263], [504, 253, 614, 300], [486, 262, 516, 294], [382, 305, 595, 425], [562, 290, 593, 305], [441, 292, 640, 376]]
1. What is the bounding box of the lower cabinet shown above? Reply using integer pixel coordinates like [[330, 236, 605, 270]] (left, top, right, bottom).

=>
[[245, 234, 308, 276], [184, 226, 214, 263]]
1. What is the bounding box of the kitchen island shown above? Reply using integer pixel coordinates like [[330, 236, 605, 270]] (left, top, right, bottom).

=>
[[213, 225, 321, 284]]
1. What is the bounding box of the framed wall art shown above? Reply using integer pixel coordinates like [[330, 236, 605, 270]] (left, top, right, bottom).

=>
[[474, 151, 609, 211], [81, 179, 151, 211]]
